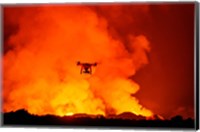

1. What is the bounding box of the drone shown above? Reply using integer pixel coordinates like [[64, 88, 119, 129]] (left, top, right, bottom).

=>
[[77, 61, 97, 74]]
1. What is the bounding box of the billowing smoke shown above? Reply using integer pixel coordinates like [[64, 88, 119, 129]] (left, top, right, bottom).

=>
[[3, 5, 153, 117]]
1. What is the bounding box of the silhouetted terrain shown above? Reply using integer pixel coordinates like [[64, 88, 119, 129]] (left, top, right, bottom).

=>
[[3, 109, 195, 129]]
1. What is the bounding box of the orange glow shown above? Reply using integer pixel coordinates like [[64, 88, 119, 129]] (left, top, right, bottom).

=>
[[65, 112, 74, 116], [3, 5, 153, 118]]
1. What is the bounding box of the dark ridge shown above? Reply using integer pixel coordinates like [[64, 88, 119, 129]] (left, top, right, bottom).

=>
[[2, 109, 195, 129]]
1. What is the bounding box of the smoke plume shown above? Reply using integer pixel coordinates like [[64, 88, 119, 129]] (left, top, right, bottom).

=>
[[3, 5, 153, 117]]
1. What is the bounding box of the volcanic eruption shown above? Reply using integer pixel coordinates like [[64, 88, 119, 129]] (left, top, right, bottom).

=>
[[3, 5, 154, 118]]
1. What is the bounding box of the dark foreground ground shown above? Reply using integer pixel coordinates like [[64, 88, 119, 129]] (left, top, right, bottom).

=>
[[2, 109, 195, 129]]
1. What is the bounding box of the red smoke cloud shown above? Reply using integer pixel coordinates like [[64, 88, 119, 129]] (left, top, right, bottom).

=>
[[3, 5, 153, 117]]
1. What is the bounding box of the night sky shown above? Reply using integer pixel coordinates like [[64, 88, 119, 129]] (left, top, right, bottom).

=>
[[133, 4, 195, 119]]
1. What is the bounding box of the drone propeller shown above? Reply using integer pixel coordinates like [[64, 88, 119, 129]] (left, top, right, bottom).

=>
[[77, 61, 81, 65]]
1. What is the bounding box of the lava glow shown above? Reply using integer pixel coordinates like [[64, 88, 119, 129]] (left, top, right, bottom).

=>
[[3, 5, 153, 117], [65, 112, 74, 116]]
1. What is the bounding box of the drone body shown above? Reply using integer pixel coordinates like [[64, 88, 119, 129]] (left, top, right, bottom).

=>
[[77, 61, 97, 74]]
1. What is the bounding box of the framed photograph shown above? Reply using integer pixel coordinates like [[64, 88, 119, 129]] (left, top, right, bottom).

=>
[[1, 1, 199, 130]]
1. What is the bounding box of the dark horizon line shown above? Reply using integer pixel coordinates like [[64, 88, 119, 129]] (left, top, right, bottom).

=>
[[2, 108, 195, 120]]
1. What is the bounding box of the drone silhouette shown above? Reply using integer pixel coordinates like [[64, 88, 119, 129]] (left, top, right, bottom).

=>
[[77, 61, 97, 74]]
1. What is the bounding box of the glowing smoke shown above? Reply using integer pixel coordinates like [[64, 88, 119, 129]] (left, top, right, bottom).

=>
[[3, 5, 153, 117]]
